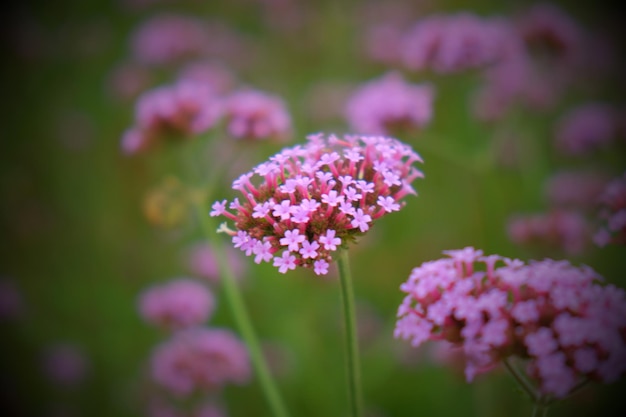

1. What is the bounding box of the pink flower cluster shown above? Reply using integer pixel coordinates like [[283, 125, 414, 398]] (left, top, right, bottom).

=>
[[121, 81, 223, 155], [224, 89, 292, 141], [554, 103, 620, 156], [544, 170, 609, 210], [507, 210, 589, 256], [401, 13, 513, 73], [151, 327, 251, 395], [121, 82, 293, 154], [593, 171, 626, 247], [345, 72, 434, 136], [210, 133, 423, 275], [130, 14, 211, 66], [139, 279, 215, 330], [395, 247, 626, 397], [185, 242, 246, 285]]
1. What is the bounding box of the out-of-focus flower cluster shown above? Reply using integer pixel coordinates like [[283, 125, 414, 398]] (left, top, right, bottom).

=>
[[151, 327, 251, 396], [395, 247, 626, 398], [139, 278, 215, 331], [593, 171, 626, 247], [507, 210, 590, 256], [345, 71, 434, 136], [211, 133, 423, 275]]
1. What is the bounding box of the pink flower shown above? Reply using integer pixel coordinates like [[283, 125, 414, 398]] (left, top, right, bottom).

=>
[[345, 71, 434, 135], [151, 327, 251, 395], [507, 210, 590, 256], [395, 248, 626, 398], [121, 81, 223, 155], [401, 13, 513, 73], [138, 279, 215, 330], [544, 170, 610, 209], [211, 133, 423, 275], [185, 242, 246, 284], [554, 103, 619, 156], [42, 343, 90, 388], [176, 60, 236, 95], [594, 171, 626, 246], [224, 89, 292, 141]]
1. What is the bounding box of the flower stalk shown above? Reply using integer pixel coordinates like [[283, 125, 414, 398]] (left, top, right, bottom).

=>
[[337, 249, 363, 417], [195, 200, 290, 417]]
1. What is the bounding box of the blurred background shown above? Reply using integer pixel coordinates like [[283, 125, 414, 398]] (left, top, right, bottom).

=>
[[1, 0, 626, 416]]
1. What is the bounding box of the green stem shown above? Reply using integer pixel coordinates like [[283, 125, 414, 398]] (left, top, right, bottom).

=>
[[195, 202, 290, 417], [531, 402, 549, 417], [336, 249, 363, 417], [503, 357, 538, 403]]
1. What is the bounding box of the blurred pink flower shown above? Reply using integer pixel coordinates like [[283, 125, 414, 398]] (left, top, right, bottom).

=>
[[151, 327, 251, 396], [594, 171, 626, 247], [554, 103, 619, 156], [395, 247, 626, 397], [210, 133, 423, 275], [223, 89, 292, 141], [401, 13, 513, 73], [345, 71, 434, 135], [42, 343, 90, 388], [130, 14, 211, 66], [121, 80, 223, 155], [147, 398, 226, 417], [176, 60, 236, 95], [507, 210, 590, 256], [544, 170, 610, 210], [185, 242, 247, 285], [106, 62, 153, 101], [138, 278, 215, 330]]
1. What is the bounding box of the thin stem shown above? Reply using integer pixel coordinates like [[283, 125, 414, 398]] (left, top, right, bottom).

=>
[[531, 402, 549, 417], [503, 357, 538, 403], [195, 201, 290, 417], [336, 249, 363, 417]]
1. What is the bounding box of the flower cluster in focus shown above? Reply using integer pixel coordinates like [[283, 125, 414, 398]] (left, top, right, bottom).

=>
[[395, 247, 626, 397], [210, 133, 424, 275]]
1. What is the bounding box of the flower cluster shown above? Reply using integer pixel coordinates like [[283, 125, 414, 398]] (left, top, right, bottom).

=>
[[138, 278, 215, 330], [210, 133, 424, 275], [345, 71, 434, 136], [544, 170, 609, 210], [42, 343, 90, 388], [224, 89, 292, 141], [395, 247, 626, 398], [121, 81, 223, 155], [554, 103, 620, 156], [506, 210, 589, 256], [401, 13, 513, 73], [593, 171, 626, 247], [185, 242, 246, 285], [151, 327, 251, 396]]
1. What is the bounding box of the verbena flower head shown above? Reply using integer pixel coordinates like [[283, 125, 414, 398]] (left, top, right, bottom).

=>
[[224, 89, 292, 141], [42, 343, 90, 388], [401, 13, 513, 73], [185, 242, 246, 285], [151, 327, 251, 396], [593, 171, 626, 247], [345, 71, 434, 136], [211, 133, 424, 275], [395, 247, 626, 398], [554, 103, 619, 156], [121, 81, 223, 155], [176, 60, 236, 95], [130, 14, 210, 66], [507, 210, 589, 256], [138, 278, 215, 330], [544, 170, 609, 210]]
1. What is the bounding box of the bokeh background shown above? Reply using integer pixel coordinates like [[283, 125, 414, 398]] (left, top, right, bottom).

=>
[[1, 0, 626, 416]]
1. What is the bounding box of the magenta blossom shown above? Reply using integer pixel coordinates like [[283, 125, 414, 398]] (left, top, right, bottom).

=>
[[223, 89, 292, 141], [345, 71, 434, 136], [185, 242, 246, 285], [121, 80, 223, 155], [507, 210, 590, 256], [401, 13, 513, 73], [593, 171, 626, 247], [544, 170, 609, 210], [554, 103, 619, 156], [151, 327, 251, 396], [395, 247, 626, 398], [210, 133, 423, 275], [138, 278, 215, 330]]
